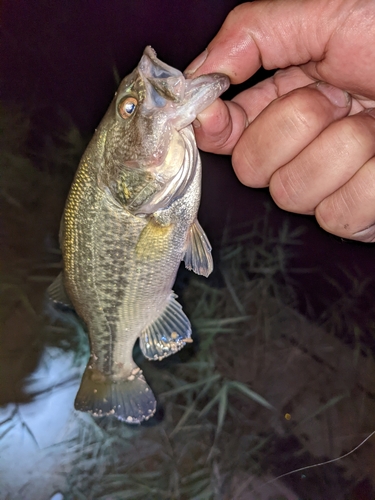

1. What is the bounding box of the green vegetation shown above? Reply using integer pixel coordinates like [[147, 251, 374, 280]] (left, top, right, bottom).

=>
[[1, 103, 374, 499], [46, 218, 299, 500]]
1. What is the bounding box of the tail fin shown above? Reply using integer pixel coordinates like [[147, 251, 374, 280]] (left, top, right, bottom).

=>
[[74, 364, 156, 424]]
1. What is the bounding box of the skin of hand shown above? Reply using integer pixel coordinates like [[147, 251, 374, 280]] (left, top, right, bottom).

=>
[[185, 0, 375, 242]]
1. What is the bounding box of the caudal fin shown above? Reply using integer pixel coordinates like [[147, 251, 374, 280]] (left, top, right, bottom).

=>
[[74, 364, 156, 424]]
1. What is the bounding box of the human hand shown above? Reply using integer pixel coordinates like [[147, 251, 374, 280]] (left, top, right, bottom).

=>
[[185, 0, 375, 242]]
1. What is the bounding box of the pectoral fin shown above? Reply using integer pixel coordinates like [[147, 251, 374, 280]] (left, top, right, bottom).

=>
[[183, 219, 213, 277], [47, 272, 74, 309], [140, 293, 192, 360]]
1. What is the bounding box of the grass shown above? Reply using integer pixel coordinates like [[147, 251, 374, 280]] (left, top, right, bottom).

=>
[[50, 218, 358, 500], [1, 102, 375, 499], [40, 218, 294, 499]]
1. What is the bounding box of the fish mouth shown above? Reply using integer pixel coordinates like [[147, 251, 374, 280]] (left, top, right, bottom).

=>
[[174, 73, 230, 129], [139, 46, 230, 130], [112, 48, 230, 176]]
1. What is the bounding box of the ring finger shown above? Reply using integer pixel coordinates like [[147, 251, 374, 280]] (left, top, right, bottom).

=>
[[269, 108, 375, 215]]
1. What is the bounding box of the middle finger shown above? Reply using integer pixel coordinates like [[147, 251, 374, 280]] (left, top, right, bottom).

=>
[[232, 82, 351, 187]]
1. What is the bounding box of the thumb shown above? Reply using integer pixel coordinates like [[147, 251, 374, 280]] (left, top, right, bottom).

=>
[[185, 0, 342, 84]]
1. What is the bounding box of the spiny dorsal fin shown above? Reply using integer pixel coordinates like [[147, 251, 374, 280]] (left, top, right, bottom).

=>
[[140, 293, 192, 361], [184, 219, 213, 277]]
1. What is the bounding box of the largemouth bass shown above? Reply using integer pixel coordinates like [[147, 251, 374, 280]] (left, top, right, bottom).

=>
[[49, 47, 229, 423]]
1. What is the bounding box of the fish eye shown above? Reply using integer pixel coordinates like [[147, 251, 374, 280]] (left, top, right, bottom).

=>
[[118, 96, 138, 119]]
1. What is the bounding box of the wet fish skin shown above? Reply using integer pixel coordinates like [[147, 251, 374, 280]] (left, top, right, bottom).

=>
[[49, 47, 230, 423]]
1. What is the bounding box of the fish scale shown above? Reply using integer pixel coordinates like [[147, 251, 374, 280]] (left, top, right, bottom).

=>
[[48, 46, 230, 423]]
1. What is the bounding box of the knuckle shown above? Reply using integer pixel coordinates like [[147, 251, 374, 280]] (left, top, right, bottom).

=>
[[277, 92, 324, 140], [269, 168, 298, 211], [229, 2, 252, 20], [315, 202, 338, 233], [337, 117, 375, 152], [213, 114, 238, 154], [270, 166, 312, 213], [216, 109, 234, 149], [232, 147, 258, 186], [196, 102, 233, 153]]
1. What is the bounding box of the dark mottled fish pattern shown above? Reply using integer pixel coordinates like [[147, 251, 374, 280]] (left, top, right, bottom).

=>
[[48, 47, 229, 423]]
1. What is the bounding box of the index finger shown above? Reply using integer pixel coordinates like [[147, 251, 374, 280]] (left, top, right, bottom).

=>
[[192, 66, 316, 154]]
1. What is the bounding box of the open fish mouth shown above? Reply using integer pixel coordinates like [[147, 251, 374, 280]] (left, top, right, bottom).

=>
[[112, 47, 230, 175], [139, 46, 230, 130]]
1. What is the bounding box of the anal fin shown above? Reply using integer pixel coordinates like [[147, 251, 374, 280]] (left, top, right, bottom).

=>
[[140, 293, 192, 361], [74, 364, 156, 424], [184, 219, 213, 277]]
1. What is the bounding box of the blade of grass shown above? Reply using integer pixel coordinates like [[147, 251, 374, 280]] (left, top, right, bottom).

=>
[[297, 393, 348, 427], [229, 381, 275, 411]]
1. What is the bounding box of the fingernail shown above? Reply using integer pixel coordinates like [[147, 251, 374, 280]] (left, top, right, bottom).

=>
[[352, 225, 375, 241], [315, 82, 351, 108], [184, 49, 208, 77], [192, 119, 201, 129]]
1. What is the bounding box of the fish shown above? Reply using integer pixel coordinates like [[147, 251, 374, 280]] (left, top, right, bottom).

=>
[[48, 46, 230, 423]]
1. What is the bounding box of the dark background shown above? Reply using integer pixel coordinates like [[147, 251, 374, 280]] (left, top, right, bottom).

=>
[[1, 2, 375, 498], [1, 0, 374, 335]]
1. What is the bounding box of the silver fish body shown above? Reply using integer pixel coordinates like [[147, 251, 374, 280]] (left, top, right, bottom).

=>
[[49, 47, 229, 423]]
